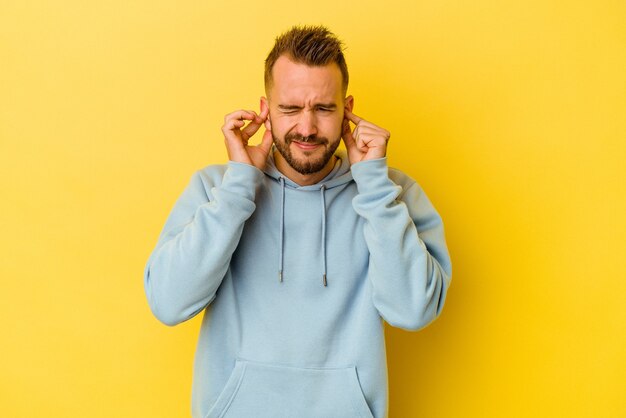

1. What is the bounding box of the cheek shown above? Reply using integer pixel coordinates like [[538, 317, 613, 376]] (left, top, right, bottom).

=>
[[321, 116, 344, 137], [271, 117, 298, 136]]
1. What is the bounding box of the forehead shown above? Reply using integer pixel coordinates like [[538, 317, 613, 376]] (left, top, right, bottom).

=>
[[269, 55, 343, 103]]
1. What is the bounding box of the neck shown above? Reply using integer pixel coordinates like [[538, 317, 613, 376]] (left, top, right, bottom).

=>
[[274, 151, 337, 186]]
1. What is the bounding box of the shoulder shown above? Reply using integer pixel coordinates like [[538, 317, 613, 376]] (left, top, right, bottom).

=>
[[191, 162, 266, 201], [178, 163, 229, 202], [195, 163, 229, 187], [388, 167, 443, 225], [387, 167, 422, 196]]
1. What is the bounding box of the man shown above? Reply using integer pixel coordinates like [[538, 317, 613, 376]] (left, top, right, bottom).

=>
[[144, 25, 452, 418]]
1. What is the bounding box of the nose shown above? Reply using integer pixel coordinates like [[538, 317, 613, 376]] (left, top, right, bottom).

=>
[[296, 110, 317, 138]]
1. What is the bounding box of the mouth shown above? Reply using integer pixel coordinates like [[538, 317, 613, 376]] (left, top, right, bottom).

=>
[[292, 141, 322, 151]]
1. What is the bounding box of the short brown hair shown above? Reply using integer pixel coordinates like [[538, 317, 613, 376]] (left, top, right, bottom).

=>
[[264, 25, 349, 93]]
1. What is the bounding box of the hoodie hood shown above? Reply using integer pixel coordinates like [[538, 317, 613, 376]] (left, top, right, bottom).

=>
[[261, 148, 354, 287]]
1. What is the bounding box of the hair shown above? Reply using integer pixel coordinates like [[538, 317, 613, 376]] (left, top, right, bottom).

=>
[[264, 25, 349, 93]]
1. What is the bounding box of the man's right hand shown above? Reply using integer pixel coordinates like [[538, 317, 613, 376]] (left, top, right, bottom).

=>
[[221, 106, 273, 170]]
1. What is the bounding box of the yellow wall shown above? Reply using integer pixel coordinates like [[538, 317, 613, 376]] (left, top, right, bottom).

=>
[[1, 0, 624, 416]]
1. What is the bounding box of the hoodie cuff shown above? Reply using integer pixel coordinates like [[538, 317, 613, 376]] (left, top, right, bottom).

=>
[[350, 157, 395, 194], [221, 161, 264, 201]]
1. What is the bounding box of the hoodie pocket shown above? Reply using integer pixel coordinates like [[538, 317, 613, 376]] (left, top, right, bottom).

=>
[[206, 359, 374, 418]]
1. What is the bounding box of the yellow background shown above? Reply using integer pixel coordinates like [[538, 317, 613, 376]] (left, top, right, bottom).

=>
[[1, 0, 624, 416]]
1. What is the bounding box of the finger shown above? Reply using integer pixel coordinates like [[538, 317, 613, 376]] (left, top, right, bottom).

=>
[[222, 123, 249, 153], [357, 133, 388, 160], [341, 119, 356, 148], [241, 105, 270, 141], [352, 126, 391, 148], [224, 110, 262, 141], [223, 111, 255, 133], [222, 118, 246, 134], [342, 118, 361, 163], [241, 118, 264, 141], [259, 105, 269, 120], [344, 109, 363, 125], [225, 109, 256, 120], [357, 133, 376, 147], [356, 135, 369, 152], [358, 133, 389, 153], [258, 128, 274, 154], [241, 106, 270, 141]]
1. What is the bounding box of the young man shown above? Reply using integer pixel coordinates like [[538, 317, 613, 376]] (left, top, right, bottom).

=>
[[144, 25, 452, 418]]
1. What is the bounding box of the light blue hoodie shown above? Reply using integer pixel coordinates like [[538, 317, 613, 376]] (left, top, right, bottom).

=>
[[144, 150, 452, 418]]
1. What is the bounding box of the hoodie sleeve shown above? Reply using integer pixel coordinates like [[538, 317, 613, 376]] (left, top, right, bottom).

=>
[[350, 157, 452, 331], [144, 162, 264, 326]]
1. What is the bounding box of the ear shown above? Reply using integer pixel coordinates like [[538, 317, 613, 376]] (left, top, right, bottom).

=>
[[344, 95, 354, 113], [260, 96, 269, 118], [260, 96, 272, 130]]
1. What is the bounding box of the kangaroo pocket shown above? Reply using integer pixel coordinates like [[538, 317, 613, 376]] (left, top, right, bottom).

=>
[[206, 359, 375, 418]]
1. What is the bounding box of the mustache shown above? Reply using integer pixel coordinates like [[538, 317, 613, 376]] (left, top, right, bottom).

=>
[[284, 133, 329, 145]]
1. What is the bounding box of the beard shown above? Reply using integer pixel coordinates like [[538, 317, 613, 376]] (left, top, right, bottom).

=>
[[273, 131, 341, 175]]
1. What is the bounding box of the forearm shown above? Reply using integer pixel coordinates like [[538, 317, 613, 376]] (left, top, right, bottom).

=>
[[144, 162, 263, 326], [351, 158, 452, 331]]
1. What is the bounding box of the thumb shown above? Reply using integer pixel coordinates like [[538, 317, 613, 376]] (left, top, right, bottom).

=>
[[342, 119, 355, 147], [342, 119, 360, 162], [259, 128, 274, 155]]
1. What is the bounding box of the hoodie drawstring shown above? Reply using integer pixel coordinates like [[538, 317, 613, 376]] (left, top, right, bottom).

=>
[[278, 177, 285, 283], [320, 185, 328, 287], [277, 178, 329, 287]]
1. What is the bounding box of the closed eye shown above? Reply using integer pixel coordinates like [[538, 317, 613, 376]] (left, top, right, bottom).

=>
[[315, 104, 337, 113], [278, 105, 301, 114], [277, 104, 336, 114]]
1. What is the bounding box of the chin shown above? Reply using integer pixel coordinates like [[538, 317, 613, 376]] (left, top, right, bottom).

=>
[[274, 134, 341, 176]]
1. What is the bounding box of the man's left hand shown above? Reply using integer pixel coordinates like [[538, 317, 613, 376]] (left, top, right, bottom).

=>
[[342, 110, 390, 164]]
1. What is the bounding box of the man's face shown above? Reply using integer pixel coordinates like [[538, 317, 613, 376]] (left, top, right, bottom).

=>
[[263, 55, 352, 175]]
